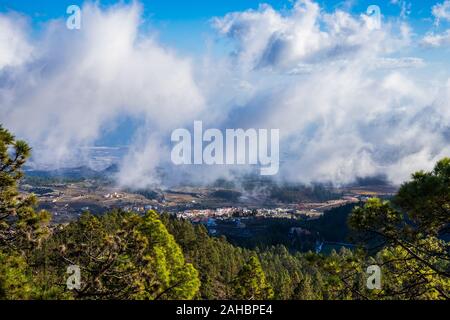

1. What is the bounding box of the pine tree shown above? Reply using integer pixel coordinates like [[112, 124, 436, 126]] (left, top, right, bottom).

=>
[[0, 125, 50, 252], [294, 274, 316, 300], [349, 158, 450, 299], [46, 210, 200, 300], [233, 255, 274, 300]]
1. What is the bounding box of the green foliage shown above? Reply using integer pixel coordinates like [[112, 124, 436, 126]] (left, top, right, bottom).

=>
[[306, 203, 358, 242], [374, 242, 450, 299], [0, 251, 33, 299], [293, 274, 317, 300], [348, 158, 450, 299], [0, 125, 448, 300], [0, 125, 51, 252], [233, 255, 274, 300], [1, 125, 200, 300], [258, 246, 307, 299], [0, 125, 58, 299], [394, 157, 450, 236], [161, 214, 250, 299], [43, 210, 200, 300]]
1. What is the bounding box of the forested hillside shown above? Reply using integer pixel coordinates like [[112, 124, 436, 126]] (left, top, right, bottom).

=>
[[1, 125, 449, 300]]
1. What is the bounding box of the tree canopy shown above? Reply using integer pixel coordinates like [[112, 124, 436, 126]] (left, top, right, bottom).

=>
[[0, 125, 448, 300]]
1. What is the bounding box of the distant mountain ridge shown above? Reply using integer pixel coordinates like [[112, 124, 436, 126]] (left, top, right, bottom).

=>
[[24, 164, 118, 180]]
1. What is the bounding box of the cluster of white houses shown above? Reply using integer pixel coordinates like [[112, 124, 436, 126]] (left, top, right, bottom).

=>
[[177, 206, 316, 220]]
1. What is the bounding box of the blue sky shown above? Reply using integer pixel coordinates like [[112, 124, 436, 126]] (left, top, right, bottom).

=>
[[0, 0, 440, 19], [0, 0, 448, 53], [1, 0, 448, 69]]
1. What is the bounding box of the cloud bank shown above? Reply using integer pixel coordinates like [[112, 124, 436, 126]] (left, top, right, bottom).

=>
[[0, 0, 449, 187], [0, 2, 204, 186], [432, 0, 450, 25], [209, 0, 449, 185]]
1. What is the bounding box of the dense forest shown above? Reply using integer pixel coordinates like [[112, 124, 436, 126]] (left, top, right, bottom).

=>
[[0, 125, 449, 300]]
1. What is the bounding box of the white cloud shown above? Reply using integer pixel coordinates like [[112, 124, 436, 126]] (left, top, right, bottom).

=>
[[432, 0, 450, 25], [422, 30, 450, 47], [1, 0, 449, 188], [0, 13, 33, 69], [213, 0, 411, 71], [233, 65, 448, 185], [390, 0, 412, 19], [207, 1, 449, 185], [374, 57, 425, 69], [0, 2, 205, 186]]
